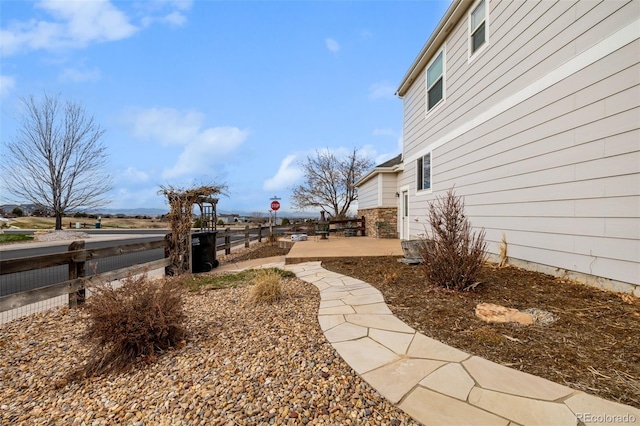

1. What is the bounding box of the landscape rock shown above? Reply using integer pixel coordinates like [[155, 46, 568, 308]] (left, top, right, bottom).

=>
[[0, 276, 419, 425], [475, 302, 533, 325]]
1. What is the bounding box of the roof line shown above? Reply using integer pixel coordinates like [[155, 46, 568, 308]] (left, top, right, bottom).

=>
[[396, 0, 467, 97]]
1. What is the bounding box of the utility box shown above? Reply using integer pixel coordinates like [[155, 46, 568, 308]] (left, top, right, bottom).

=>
[[191, 231, 218, 273]]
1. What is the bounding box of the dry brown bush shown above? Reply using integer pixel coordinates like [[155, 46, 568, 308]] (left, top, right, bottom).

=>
[[248, 269, 283, 304], [79, 275, 187, 376], [421, 189, 487, 291]]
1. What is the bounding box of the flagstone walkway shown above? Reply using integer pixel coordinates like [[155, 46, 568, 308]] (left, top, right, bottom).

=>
[[219, 259, 640, 425]]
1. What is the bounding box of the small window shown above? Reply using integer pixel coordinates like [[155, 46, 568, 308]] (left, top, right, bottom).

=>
[[426, 51, 444, 110], [470, 0, 486, 54], [417, 153, 431, 191]]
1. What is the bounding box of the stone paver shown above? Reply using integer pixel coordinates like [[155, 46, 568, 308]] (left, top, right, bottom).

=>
[[463, 356, 573, 401], [420, 363, 476, 401], [324, 322, 368, 343], [468, 387, 578, 426], [286, 261, 640, 426], [368, 328, 414, 354], [362, 358, 444, 403], [332, 337, 400, 375]]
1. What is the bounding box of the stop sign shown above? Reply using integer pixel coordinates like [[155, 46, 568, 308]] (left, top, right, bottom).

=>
[[270, 200, 280, 211]]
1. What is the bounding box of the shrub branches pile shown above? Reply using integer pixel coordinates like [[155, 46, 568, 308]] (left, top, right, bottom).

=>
[[421, 189, 487, 291], [80, 275, 187, 376]]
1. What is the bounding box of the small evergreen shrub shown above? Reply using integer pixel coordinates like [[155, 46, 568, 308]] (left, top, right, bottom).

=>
[[421, 189, 487, 291], [248, 269, 283, 304], [81, 275, 187, 376]]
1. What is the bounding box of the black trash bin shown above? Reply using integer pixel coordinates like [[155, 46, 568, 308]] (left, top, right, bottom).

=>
[[191, 231, 219, 273]]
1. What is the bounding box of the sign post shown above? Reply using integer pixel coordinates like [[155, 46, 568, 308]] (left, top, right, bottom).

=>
[[269, 196, 281, 226]]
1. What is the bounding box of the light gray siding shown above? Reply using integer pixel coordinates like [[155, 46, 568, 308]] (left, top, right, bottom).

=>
[[381, 174, 398, 207], [398, 0, 639, 286], [358, 173, 399, 209], [357, 177, 378, 209]]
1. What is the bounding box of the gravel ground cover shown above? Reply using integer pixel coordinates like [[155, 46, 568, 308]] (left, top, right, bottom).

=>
[[0, 273, 420, 425]]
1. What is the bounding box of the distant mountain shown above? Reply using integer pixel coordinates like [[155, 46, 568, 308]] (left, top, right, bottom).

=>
[[89, 207, 169, 216], [2, 204, 316, 219]]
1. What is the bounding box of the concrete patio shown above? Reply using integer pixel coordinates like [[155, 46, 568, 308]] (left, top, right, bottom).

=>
[[284, 236, 403, 264]]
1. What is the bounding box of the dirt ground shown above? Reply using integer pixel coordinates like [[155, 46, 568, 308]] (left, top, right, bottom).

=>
[[229, 243, 640, 408]]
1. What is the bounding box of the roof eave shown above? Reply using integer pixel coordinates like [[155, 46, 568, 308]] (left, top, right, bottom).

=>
[[355, 166, 400, 187], [396, 0, 467, 97]]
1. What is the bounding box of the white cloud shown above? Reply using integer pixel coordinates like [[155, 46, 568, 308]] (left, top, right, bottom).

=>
[[125, 106, 249, 180], [372, 128, 395, 137], [109, 186, 166, 210], [59, 66, 101, 82], [368, 81, 396, 100], [162, 126, 249, 179], [1, 0, 138, 56], [0, 75, 16, 98], [160, 11, 187, 27], [118, 167, 150, 183], [137, 0, 192, 28], [141, 11, 187, 28], [137, 0, 193, 12], [127, 107, 204, 145], [325, 38, 340, 53], [1, 0, 192, 56], [263, 155, 304, 191]]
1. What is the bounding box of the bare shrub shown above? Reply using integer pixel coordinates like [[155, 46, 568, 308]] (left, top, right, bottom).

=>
[[498, 233, 508, 267], [80, 275, 187, 376], [421, 189, 487, 291], [248, 269, 283, 304]]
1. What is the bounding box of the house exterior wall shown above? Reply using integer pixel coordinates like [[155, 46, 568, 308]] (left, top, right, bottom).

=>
[[357, 176, 379, 209], [381, 174, 398, 207], [398, 0, 639, 290], [358, 173, 399, 209]]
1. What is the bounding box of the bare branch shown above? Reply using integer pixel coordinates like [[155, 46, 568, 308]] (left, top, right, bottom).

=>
[[290, 147, 373, 219], [1, 93, 113, 230]]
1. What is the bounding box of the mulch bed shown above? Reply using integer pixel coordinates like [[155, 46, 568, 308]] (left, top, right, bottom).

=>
[[321, 256, 640, 408]]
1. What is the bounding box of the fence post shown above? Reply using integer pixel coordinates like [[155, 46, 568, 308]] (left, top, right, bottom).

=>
[[258, 224, 262, 243], [68, 240, 86, 307], [225, 228, 231, 255], [245, 225, 250, 248]]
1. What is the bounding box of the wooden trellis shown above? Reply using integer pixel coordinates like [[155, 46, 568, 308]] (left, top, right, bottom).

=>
[[159, 184, 226, 275]]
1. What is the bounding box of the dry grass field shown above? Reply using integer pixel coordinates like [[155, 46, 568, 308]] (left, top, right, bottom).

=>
[[4, 216, 169, 230]]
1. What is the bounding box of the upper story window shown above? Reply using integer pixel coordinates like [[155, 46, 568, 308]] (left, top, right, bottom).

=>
[[426, 51, 444, 110], [470, 0, 487, 54], [417, 152, 431, 191]]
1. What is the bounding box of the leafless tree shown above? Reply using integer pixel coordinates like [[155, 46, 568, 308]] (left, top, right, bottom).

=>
[[291, 148, 373, 219], [1, 94, 112, 230]]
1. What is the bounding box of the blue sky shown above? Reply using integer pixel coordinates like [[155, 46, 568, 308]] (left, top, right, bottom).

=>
[[1, 0, 448, 215]]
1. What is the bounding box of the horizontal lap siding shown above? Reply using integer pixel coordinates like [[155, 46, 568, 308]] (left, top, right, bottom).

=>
[[357, 178, 378, 209], [399, 0, 640, 285], [381, 174, 398, 207]]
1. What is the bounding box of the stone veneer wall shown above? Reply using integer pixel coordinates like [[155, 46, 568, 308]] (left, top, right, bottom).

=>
[[358, 207, 398, 239]]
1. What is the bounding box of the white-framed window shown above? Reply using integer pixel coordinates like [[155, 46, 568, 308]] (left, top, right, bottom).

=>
[[417, 152, 431, 191], [426, 50, 444, 111], [469, 0, 488, 57]]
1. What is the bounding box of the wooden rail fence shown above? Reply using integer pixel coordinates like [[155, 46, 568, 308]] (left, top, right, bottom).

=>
[[0, 225, 274, 314], [0, 239, 169, 313]]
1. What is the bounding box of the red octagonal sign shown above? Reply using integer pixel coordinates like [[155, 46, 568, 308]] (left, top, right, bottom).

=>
[[270, 201, 280, 211]]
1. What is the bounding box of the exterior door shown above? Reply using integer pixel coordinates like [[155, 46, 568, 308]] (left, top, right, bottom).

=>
[[401, 190, 409, 240]]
